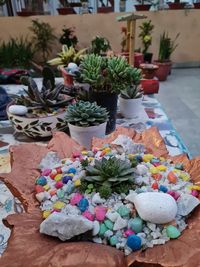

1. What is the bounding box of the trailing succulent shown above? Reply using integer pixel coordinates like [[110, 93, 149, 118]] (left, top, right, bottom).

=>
[[65, 100, 108, 127], [78, 54, 142, 94], [82, 157, 135, 198], [16, 67, 72, 110]]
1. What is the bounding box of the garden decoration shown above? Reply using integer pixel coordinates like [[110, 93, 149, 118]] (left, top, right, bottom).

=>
[[7, 67, 73, 138], [154, 32, 179, 81], [138, 20, 154, 63], [65, 100, 108, 149], [78, 54, 141, 134], [116, 13, 146, 66], [90, 36, 111, 56]]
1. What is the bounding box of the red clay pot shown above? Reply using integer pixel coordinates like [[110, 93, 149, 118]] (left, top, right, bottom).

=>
[[97, 7, 114, 13], [154, 61, 171, 81], [61, 68, 74, 85], [141, 79, 159, 94], [194, 3, 200, 8], [135, 4, 151, 10], [57, 7, 76, 15], [119, 52, 144, 67], [140, 63, 158, 79], [167, 3, 186, 9]]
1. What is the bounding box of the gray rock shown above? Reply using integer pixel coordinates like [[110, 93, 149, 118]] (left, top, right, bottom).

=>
[[177, 194, 200, 216], [93, 237, 102, 244], [40, 213, 93, 241], [113, 216, 127, 231], [39, 152, 61, 171], [62, 204, 80, 215]]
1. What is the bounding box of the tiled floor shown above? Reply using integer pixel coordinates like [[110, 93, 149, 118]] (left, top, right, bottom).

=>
[[157, 68, 200, 157]]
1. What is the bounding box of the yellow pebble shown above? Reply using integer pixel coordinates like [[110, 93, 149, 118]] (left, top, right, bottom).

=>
[[53, 201, 65, 210], [81, 151, 88, 155], [143, 154, 154, 162], [150, 167, 158, 174], [43, 184, 50, 191], [74, 179, 81, 187], [156, 165, 167, 171], [128, 154, 135, 159], [43, 210, 51, 219], [54, 174, 62, 182], [67, 173, 74, 177], [88, 157, 94, 161], [190, 185, 200, 191], [103, 148, 111, 153], [159, 157, 166, 162], [179, 173, 190, 181]]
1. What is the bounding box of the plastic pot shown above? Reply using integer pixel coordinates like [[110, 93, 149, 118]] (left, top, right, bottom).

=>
[[119, 96, 142, 119], [143, 53, 153, 63]]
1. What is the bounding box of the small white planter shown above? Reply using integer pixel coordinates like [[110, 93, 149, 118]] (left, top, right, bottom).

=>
[[68, 122, 107, 149], [119, 96, 143, 119]]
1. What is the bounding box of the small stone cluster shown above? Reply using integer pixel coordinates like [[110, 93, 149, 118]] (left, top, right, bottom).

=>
[[35, 139, 200, 255]]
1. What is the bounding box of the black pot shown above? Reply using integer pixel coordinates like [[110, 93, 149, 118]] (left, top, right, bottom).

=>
[[143, 53, 153, 63], [90, 92, 118, 135]]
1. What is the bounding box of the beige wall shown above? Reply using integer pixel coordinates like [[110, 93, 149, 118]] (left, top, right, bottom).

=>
[[0, 9, 200, 64]]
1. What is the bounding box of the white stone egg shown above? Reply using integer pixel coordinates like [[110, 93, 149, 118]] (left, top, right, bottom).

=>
[[8, 105, 28, 116], [133, 192, 178, 224], [67, 62, 78, 70]]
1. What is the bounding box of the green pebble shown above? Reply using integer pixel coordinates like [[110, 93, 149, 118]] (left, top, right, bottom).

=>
[[99, 223, 108, 236], [88, 184, 94, 189], [104, 219, 114, 230], [130, 217, 143, 233], [57, 189, 65, 198], [117, 206, 130, 217], [166, 225, 181, 239], [109, 235, 118, 246]]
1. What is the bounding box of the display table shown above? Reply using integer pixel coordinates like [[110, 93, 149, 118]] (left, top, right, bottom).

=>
[[0, 79, 191, 256]]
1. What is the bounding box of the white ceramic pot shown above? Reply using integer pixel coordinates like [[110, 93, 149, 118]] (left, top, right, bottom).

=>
[[7, 103, 67, 138], [119, 96, 142, 119], [68, 122, 107, 149]]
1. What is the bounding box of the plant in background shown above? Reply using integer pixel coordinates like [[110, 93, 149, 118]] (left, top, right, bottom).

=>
[[83, 157, 135, 198], [29, 19, 57, 63], [0, 0, 6, 5], [65, 100, 108, 127], [59, 27, 78, 48], [0, 37, 34, 68], [121, 26, 128, 53], [48, 45, 86, 67], [158, 32, 180, 62], [120, 84, 143, 99], [90, 36, 111, 55], [139, 20, 154, 54]]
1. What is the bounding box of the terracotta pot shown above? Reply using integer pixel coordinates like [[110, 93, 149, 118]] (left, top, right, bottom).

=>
[[193, 3, 200, 8], [17, 11, 36, 16], [61, 68, 74, 86], [167, 2, 186, 9], [154, 61, 171, 81], [119, 52, 144, 67], [140, 63, 159, 79], [97, 7, 114, 13], [57, 7, 75, 15], [141, 79, 159, 94], [135, 4, 151, 10]]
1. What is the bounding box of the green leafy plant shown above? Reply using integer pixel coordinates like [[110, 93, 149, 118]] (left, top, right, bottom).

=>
[[120, 85, 143, 99], [79, 54, 141, 94], [16, 67, 71, 110], [59, 27, 78, 48], [29, 19, 57, 62], [65, 100, 108, 127], [48, 45, 86, 67], [83, 157, 135, 198], [90, 36, 111, 55], [158, 32, 180, 62], [0, 37, 34, 68], [139, 20, 154, 54]]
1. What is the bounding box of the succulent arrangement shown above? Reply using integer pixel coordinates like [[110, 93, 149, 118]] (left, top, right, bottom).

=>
[[120, 85, 143, 99], [65, 100, 108, 127], [78, 54, 141, 94], [82, 157, 135, 198], [48, 45, 86, 67], [90, 36, 111, 55], [16, 67, 72, 111]]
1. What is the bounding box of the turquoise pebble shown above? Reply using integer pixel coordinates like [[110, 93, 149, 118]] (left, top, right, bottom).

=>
[[175, 163, 184, 170], [68, 167, 76, 174], [130, 217, 143, 233], [151, 158, 160, 163], [117, 206, 130, 217], [166, 225, 181, 239], [103, 144, 109, 148], [127, 235, 142, 251], [99, 223, 108, 236], [78, 198, 89, 212], [57, 189, 65, 198], [159, 185, 168, 193], [36, 176, 47, 186], [104, 219, 114, 230], [109, 235, 118, 246]]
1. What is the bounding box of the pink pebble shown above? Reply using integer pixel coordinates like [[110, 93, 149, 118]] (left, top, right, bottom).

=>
[[191, 190, 199, 197], [92, 147, 99, 153], [72, 151, 81, 158], [124, 229, 135, 237], [95, 206, 107, 221], [42, 169, 52, 176], [55, 181, 63, 189], [152, 162, 161, 167], [82, 210, 95, 221], [70, 193, 83, 205], [167, 191, 175, 197], [173, 191, 180, 200]]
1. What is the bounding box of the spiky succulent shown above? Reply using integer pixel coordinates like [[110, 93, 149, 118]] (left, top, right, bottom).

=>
[[120, 84, 143, 99], [83, 157, 135, 197], [48, 45, 86, 67], [16, 67, 72, 109], [65, 101, 108, 127]]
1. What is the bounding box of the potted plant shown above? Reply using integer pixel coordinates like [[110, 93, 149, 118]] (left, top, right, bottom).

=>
[[154, 32, 179, 81], [135, 0, 152, 10], [167, 0, 186, 9], [119, 69, 143, 119], [59, 27, 78, 48], [48, 45, 86, 85], [78, 54, 140, 134], [193, 0, 200, 8], [65, 100, 108, 149], [57, 0, 76, 15], [17, 0, 45, 16], [7, 67, 73, 138], [139, 63, 158, 79], [90, 36, 111, 56], [139, 20, 154, 63]]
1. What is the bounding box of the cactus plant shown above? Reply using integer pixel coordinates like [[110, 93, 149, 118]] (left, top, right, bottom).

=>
[[65, 100, 108, 127]]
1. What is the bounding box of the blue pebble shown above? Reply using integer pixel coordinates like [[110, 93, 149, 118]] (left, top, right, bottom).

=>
[[127, 235, 142, 251], [151, 158, 160, 163], [103, 144, 109, 148], [159, 185, 168, 193], [135, 155, 143, 162], [62, 176, 73, 184], [36, 176, 47, 186], [68, 167, 77, 174], [78, 198, 89, 212]]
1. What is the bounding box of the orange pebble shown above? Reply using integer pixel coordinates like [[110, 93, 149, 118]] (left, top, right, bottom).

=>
[[152, 173, 162, 181], [49, 189, 57, 196], [35, 185, 44, 193], [167, 171, 177, 184], [100, 151, 106, 157]]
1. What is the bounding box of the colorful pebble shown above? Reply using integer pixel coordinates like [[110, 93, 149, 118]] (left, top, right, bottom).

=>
[[82, 210, 95, 221], [159, 185, 168, 193], [167, 171, 177, 184], [53, 201, 65, 210], [68, 167, 77, 174], [166, 225, 181, 239], [36, 176, 47, 186], [151, 182, 159, 190], [42, 169, 51, 176], [35, 185, 45, 193], [55, 181, 63, 189], [78, 198, 89, 212], [109, 235, 118, 246], [70, 193, 83, 205], [130, 217, 143, 233], [62, 175, 73, 184], [124, 229, 135, 237], [104, 219, 114, 230], [95, 206, 107, 221], [74, 179, 81, 187], [99, 223, 108, 236], [127, 235, 142, 251], [43, 210, 51, 219], [54, 174, 62, 182]]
